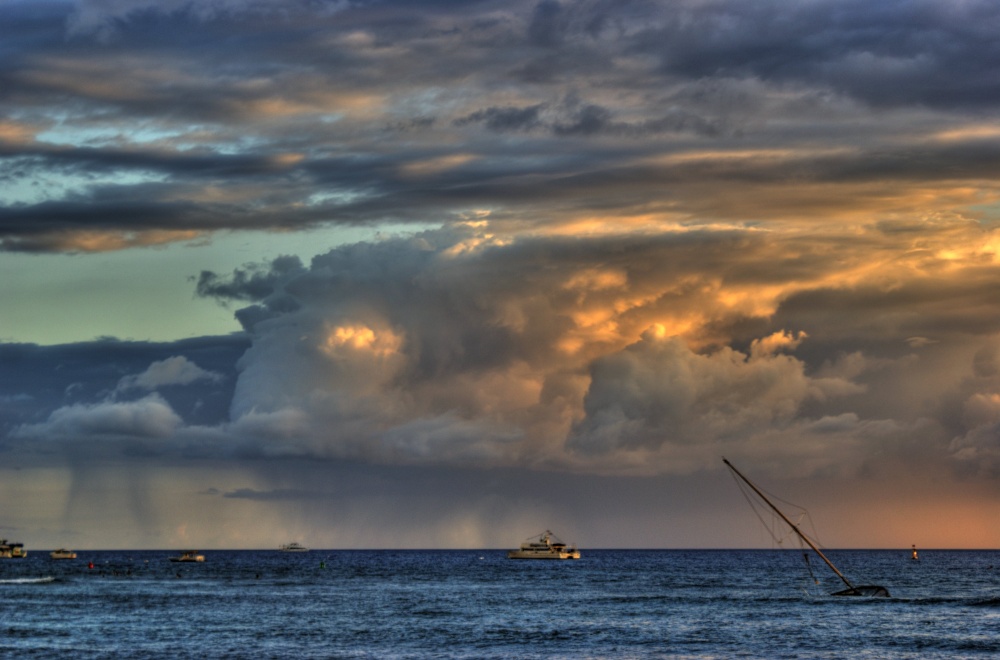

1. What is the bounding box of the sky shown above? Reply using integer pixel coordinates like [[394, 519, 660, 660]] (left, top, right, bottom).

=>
[[3, 0, 1000, 550]]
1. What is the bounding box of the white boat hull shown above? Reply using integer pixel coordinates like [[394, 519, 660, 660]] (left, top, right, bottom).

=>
[[507, 550, 580, 560]]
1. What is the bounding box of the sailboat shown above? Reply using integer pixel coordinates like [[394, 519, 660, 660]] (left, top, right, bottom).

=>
[[723, 458, 890, 597]]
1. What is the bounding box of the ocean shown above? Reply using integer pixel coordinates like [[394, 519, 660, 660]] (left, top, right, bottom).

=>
[[2, 549, 999, 658]]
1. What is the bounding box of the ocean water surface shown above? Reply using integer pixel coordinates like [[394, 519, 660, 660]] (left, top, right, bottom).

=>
[[2, 549, 999, 658]]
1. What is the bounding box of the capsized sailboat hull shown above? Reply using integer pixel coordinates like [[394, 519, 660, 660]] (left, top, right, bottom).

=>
[[832, 585, 891, 597]]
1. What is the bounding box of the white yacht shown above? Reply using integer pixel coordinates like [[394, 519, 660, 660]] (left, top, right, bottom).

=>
[[0, 539, 27, 559], [507, 530, 580, 560], [169, 550, 205, 563], [279, 542, 309, 552]]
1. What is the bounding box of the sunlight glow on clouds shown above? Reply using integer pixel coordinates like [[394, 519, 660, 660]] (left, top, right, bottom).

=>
[[5, 0, 1000, 548], [166, 222, 1000, 481]]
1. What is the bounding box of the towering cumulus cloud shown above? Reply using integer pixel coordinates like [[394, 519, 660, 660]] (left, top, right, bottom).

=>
[[193, 220, 999, 480]]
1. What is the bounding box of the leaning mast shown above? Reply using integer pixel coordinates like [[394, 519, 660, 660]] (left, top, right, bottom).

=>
[[723, 457, 859, 594]]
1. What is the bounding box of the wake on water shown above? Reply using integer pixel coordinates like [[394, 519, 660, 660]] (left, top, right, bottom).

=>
[[0, 576, 55, 584]]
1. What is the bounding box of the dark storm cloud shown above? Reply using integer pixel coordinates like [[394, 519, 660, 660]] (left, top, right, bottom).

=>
[[2, 0, 1000, 251], [527, 0, 567, 47], [0, 335, 248, 436], [195, 255, 306, 304], [455, 101, 724, 138], [454, 105, 546, 132], [639, 0, 1000, 109]]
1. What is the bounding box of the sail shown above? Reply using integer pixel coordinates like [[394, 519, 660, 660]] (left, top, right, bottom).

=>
[[723, 458, 890, 598]]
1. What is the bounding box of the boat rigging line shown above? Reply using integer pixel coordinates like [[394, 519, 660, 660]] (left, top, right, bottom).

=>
[[725, 462, 822, 586], [723, 457, 890, 598]]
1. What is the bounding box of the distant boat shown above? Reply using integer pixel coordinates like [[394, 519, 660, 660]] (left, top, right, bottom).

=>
[[723, 458, 889, 597], [169, 550, 205, 563], [279, 542, 309, 552], [49, 549, 77, 560], [0, 539, 27, 559], [911, 545, 919, 560], [507, 530, 580, 560]]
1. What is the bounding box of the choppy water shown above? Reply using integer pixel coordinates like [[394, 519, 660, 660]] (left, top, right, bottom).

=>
[[2, 549, 999, 658]]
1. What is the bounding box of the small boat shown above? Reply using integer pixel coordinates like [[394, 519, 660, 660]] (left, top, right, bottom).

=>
[[0, 539, 27, 559], [724, 458, 889, 597], [279, 542, 309, 552], [911, 545, 919, 560], [50, 549, 77, 560], [169, 550, 205, 563], [507, 530, 580, 560]]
